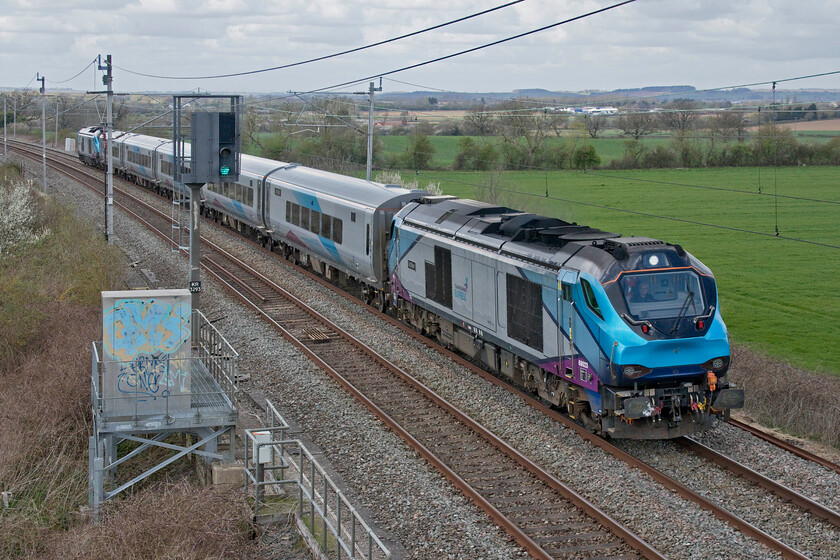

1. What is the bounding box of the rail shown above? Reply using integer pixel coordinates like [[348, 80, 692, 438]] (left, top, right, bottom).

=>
[[244, 400, 390, 560]]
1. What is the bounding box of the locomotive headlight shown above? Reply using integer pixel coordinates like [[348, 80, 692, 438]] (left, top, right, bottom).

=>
[[702, 356, 730, 372], [622, 365, 652, 379], [647, 255, 660, 267]]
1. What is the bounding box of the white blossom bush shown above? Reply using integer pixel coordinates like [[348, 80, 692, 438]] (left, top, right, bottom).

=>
[[374, 170, 443, 195], [0, 180, 50, 257]]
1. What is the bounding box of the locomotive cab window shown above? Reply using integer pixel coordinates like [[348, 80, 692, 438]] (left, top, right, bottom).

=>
[[581, 279, 603, 320], [561, 282, 573, 302], [620, 271, 706, 320]]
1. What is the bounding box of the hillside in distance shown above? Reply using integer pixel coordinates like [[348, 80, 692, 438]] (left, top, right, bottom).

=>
[[377, 85, 840, 105]]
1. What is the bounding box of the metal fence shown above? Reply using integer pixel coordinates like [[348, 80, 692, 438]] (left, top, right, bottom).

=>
[[244, 400, 390, 560]]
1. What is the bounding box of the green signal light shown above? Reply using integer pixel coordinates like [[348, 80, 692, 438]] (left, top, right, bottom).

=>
[[220, 165, 231, 176]]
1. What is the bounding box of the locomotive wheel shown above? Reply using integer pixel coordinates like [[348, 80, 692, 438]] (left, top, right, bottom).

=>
[[375, 291, 388, 313]]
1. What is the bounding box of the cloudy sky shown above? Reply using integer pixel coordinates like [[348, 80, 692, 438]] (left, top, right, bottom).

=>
[[1, 0, 838, 95]]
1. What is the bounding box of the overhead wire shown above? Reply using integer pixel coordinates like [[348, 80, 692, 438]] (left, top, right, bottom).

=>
[[113, 0, 526, 80], [285, 0, 638, 97], [230, 0, 638, 111], [46, 58, 98, 85]]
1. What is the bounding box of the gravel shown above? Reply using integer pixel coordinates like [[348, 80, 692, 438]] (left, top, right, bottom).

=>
[[21, 150, 839, 559], [617, 436, 840, 560]]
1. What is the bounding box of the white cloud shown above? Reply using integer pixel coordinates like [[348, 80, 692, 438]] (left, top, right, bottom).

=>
[[0, 0, 837, 93]]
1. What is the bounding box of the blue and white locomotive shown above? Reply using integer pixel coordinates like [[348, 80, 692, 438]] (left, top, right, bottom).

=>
[[79, 126, 743, 439], [388, 198, 742, 438]]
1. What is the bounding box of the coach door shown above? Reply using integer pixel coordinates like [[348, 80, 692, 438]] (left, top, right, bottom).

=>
[[557, 270, 578, 380], [364, 208, 376, 278]]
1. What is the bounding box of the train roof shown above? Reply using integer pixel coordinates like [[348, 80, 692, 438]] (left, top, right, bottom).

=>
[[117, 133, 172, 150], [399, 197, 628, 269], [242, 153, 424, 206]]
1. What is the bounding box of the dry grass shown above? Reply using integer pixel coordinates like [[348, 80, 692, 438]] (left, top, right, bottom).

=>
[[0, 179, 263, 559], [46, 481, 262, 560], [729, 344, 840, 449], [0, 305, 98, 557]]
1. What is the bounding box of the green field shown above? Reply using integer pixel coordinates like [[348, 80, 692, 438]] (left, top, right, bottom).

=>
[[400, 166, 840, 375]]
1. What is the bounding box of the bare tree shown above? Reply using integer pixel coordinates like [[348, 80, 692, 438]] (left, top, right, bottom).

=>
[[545, 111, 569, 137], [616, 112, 655, 139], [463, 105, 495, 136], [657, 99, 698, 133], [707, 110, 747, 143], [494, 99, 550, 167], [582, 114, 606, 138]]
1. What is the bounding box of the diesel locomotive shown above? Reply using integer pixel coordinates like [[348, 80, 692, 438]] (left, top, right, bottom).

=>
[[79, 126, 744, 439]]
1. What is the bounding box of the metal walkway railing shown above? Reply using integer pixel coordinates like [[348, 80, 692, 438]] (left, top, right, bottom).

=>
[[244, 400, 390, 560]]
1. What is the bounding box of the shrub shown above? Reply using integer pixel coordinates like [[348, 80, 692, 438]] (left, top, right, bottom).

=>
[[45, 482, 261, 560], [572, 145, 601, 170], [402, 133, 435, 170], [641, 145, 676, 168], [730, 345, 840, 449]]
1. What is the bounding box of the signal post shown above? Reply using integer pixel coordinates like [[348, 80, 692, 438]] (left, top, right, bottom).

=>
[[172, 95, 242, 315]]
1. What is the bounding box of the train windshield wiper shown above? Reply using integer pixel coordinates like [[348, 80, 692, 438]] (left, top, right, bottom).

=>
[[669, 290, 695, 335]]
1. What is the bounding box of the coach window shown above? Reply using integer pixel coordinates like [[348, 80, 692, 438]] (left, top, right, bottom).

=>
[[301, 207, 310, 230], [274, 187, 281, 198], [351, 212, 356, 222], [286, 201, 292, 222], [321, 213, 331, 239], [333, 218, 343, 244], [365, 224, 370, 255], [310, 210, 321, 235]]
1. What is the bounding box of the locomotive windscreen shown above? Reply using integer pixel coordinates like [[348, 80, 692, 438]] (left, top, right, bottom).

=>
[[620, 271, 706, 320]]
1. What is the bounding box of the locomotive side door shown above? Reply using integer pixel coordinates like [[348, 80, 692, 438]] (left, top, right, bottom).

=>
[[557, 270, 578, 380]]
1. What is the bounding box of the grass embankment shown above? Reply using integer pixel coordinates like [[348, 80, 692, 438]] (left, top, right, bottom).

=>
[[0, 163, 260, 558]]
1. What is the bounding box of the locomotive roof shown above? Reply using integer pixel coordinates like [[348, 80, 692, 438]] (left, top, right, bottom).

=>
[[399, 197, 635, 270], [404, 198, 618, 246]]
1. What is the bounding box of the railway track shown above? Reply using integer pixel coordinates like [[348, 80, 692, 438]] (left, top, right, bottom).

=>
[[6, 138, 659, 559], [726, 418, 840, 476], [9, 137, 840, 559]]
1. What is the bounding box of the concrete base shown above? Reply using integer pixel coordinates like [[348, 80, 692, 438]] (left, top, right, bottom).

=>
[[212, 461, 243, 487]]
